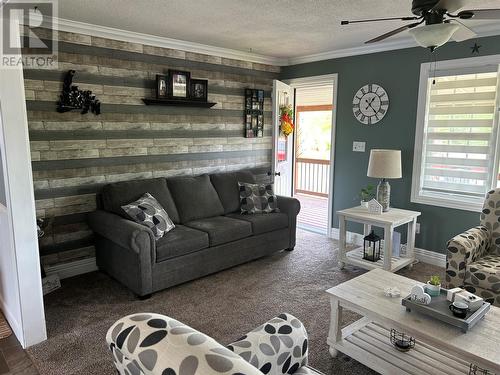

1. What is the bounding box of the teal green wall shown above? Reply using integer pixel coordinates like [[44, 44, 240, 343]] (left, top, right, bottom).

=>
[[281, 35, 500, 254]]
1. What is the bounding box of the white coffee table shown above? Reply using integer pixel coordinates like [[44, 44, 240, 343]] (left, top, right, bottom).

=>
[[337, 206, 420, 272], [326, 269, 500, 374]]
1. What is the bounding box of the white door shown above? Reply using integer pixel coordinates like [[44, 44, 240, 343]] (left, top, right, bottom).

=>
[[271, 79, 294, 197]]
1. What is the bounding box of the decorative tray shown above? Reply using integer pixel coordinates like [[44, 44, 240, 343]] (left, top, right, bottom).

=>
[[401, 288, 490, 332]]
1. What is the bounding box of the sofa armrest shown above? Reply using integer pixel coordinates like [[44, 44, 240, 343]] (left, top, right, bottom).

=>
[[277, 196, 301, 217], [227, 313, 308, 375], [88, 210, 155, 257], [107, 313, 264, 375], [446, 225, 491, 289], [277, 196, 300, 250]]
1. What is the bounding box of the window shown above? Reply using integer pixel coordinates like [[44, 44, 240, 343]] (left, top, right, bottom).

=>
[[295, 106, 332, 160], [412, 57, 500, 212]]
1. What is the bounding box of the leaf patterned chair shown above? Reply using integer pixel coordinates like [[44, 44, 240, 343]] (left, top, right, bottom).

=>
[[446, 188, 500, 306], [107, 312, 324, 375]]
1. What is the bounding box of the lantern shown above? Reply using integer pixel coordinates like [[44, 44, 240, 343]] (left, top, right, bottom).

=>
[[363, 230, 381, 262]]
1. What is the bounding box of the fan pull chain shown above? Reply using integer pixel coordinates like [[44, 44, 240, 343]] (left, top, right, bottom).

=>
[[430, 49, 437, 85]]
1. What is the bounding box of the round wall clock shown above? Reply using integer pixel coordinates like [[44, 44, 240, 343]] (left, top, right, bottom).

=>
[[352, 84, 389, 125]]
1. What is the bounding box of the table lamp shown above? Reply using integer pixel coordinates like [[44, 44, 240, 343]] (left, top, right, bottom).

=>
[[367, 149, 402, 212]]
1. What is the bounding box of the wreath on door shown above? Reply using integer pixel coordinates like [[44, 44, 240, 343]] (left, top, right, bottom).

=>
[[279, 105, 294, 137]]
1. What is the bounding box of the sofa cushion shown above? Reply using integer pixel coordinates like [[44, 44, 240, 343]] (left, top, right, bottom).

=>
[[185, 216, 252, 246], [464, 254, 500, 293], [227, 212, 288, 235], [102, 178, 180, 223], [122, 193, 175, 240], [239, 182, 279, 214], [156, 225, 209, 262], [167, 174, 224, 223], [210, 171, 256, 214]]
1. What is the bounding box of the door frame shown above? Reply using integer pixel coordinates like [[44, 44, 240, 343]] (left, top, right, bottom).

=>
[[283, 74, 338, 237]]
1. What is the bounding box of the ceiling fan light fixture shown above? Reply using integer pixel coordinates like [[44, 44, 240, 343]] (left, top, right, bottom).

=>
[[408, 23, 459, 49]]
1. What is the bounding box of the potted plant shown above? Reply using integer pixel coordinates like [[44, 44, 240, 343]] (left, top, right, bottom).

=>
[[359, 184, 375, 208], [426, 275, 441, 297]]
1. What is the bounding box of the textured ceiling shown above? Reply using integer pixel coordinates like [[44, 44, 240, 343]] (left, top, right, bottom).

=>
[[58, 0, 500, 58]]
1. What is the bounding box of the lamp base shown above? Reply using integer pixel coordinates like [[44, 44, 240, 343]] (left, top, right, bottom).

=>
[[377, 179, 391, 212]]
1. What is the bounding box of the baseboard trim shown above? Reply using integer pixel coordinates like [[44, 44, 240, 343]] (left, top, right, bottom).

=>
[[329, 228, 446, 267], [413, 247, 446, 268], [44, 257, 98, 280]]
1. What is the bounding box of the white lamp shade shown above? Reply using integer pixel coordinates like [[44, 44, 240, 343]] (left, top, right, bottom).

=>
[[367, 149, 402, 179], [409, 23, 459, 49]]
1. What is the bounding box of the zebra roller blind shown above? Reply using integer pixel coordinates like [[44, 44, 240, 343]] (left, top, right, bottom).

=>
[[420, 68, 500, 200]]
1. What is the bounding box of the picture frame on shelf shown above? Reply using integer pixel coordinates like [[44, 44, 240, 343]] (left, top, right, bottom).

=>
[[168, 70, 190, 99], [156, 74, 168, 99], [190, 79, 208, 101]]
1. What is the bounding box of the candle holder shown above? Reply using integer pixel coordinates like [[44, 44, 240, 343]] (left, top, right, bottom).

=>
[[363, 230, 381, 262], [469, 364, 494, 375], [390, 329, 415, 352]]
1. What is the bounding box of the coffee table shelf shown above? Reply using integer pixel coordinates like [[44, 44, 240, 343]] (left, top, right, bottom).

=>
[[330, 319, 471, 375], [345, 247, 414, 272]]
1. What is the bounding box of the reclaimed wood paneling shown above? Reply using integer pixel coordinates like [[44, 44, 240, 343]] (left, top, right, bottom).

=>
[[23, 29, 279, 268]]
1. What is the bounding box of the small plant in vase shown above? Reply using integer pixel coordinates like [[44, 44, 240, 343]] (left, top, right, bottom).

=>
[[359, 184, 375, 208], [426, 275, 441, 297]]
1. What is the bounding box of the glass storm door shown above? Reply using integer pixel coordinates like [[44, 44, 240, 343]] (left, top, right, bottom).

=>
[[271, 79, 294, 197]]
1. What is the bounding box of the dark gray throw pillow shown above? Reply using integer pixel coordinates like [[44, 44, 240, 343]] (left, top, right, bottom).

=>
[[121, 193, 175, 240], [238, 182, 280, 214]]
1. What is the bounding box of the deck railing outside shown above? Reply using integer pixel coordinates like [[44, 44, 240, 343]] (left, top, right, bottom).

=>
[[294, 158, 330, 197]]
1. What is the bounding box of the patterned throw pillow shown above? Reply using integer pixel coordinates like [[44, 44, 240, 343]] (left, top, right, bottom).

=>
[[238, 182, 279, 214], [121, 193, 175, 240]]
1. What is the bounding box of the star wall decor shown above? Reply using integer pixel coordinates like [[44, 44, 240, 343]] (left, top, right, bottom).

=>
[[471, 43, 481, 54]]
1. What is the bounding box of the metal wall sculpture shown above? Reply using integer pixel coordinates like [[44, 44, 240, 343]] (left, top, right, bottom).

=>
[[57, 70, 101, 115]]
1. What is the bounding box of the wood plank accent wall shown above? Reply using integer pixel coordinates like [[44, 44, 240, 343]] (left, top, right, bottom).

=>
[[22, 29, 279, 268]]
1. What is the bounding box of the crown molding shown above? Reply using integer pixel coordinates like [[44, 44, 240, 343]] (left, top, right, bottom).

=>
[[54, 17, 290, 66], [45, 17, 500, 67], [287, 38, 419, 66], [287, 22, 500, 66]]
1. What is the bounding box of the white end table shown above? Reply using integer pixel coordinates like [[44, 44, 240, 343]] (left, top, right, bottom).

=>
[[337, 206, 420, 272]]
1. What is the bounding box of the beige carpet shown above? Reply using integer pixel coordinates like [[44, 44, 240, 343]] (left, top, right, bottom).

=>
[[28, 230, 444, 375]]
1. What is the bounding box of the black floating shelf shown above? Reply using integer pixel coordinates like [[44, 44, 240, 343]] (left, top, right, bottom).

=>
[[142, 98, 217, 108]]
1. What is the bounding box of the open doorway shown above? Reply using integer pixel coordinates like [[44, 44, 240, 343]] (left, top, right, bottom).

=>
[[293, 85, 334, 234], [272, 75, 337, 236]]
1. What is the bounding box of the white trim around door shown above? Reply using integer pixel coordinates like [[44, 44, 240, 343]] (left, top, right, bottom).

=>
[[284, 74, 339, 238]]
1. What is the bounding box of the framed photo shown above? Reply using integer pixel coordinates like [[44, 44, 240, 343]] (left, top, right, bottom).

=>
[[168, 70, 190, 98], [156, 74, 168, 99], [190, 79, 208, 101]]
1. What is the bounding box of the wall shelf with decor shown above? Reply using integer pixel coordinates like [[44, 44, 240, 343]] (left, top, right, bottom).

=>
[[146, 70, 214, 108], [142, 98, 217, 108]]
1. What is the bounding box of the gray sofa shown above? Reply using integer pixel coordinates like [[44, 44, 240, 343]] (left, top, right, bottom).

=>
[[88, 170, 300, 297]]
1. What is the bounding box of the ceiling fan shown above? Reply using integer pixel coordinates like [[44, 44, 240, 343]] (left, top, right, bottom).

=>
[[341, 0, 500, 51]]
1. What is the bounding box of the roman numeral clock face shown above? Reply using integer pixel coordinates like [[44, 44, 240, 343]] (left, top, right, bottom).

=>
[[352, 84, 389, 125]]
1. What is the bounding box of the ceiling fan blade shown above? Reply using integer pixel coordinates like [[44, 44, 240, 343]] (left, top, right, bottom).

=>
[[432, 0, 467, 13], [458, 9, 500, 19], [341, 16, 419, 25], [450, 21, 477, 42], [365, 22, 422, 44]]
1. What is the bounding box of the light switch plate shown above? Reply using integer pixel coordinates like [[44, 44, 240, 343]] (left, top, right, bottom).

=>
[[353, 141, 366, 152]]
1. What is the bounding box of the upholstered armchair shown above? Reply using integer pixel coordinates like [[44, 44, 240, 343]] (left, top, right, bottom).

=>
[[446, 188, 500, 306], [107, 312, 323, 375]]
